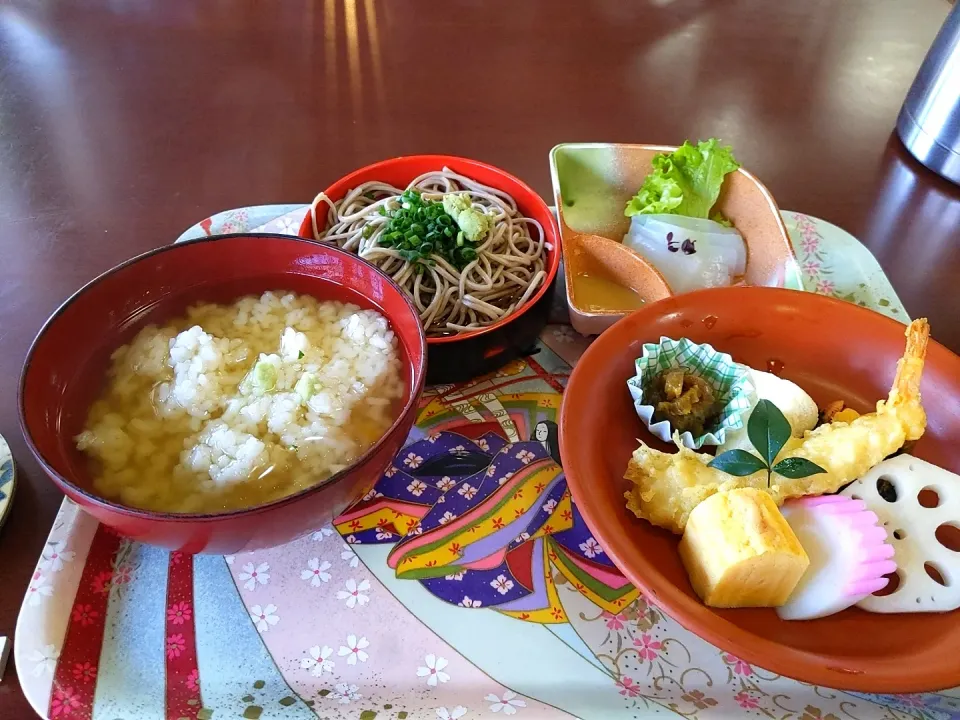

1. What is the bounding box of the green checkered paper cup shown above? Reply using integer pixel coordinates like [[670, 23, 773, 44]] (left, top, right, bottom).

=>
[[626, 337, 755, 450]]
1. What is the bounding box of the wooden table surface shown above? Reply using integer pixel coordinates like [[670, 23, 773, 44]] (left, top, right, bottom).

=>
[[1, 0, 958, 714]]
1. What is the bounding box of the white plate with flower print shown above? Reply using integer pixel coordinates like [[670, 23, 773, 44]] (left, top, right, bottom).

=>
[[783, 211, 907, 322], [0, 433, 15, 529]]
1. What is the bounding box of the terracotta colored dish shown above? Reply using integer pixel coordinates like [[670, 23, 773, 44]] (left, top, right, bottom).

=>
[[559, 286, 960, 693], [19, 234, 427, 553], [549, 143, 803, 335], [298, 155, 561, 384]]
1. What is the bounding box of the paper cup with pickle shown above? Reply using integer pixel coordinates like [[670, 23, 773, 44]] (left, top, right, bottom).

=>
[[627, 337, 755, 449]]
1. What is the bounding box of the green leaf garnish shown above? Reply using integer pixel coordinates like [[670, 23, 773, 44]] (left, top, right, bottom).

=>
[[772, 457, 827, 479], [747, 399, 792, 468], [708, 400, 823, 487], [708, 449, 769, 477]]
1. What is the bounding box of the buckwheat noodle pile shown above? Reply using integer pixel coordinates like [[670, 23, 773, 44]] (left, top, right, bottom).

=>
[[309, 168, 548, 336]]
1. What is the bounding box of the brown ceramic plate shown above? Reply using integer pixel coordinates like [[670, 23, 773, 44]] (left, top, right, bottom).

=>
[[559, 287, 960, 693]]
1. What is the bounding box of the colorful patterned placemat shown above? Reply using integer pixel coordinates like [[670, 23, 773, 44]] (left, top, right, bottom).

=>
[[15, 209, 953, 720]]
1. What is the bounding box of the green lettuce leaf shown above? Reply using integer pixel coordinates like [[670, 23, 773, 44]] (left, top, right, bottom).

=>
[[624, 139, 740, 218]]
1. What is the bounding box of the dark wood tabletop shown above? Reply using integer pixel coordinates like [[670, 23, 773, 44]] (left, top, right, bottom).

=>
[[1, 0, 959, 714]]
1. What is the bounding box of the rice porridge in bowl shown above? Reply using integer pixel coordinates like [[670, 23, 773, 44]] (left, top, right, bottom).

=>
[[75, 290, 405, 514]]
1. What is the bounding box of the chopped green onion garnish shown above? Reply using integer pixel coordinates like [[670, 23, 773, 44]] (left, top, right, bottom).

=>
[[377, 190, 482, 270]]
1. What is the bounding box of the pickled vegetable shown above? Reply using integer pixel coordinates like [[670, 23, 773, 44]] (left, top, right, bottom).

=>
[[645, 369, 721, 436]]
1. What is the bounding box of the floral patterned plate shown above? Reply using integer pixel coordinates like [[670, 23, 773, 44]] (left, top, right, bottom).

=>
[[783, 211, 906, 321], [177, 204, 305, 241], [0, 433, 15, 530]]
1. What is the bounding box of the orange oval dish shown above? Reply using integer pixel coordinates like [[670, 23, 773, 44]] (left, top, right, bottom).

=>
[[559, 287, 960, 693]]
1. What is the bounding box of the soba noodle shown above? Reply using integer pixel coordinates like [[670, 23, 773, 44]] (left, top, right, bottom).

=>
[[309, 168, 548, 336]]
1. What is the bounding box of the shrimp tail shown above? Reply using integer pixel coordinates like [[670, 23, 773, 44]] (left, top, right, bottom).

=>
[[887, 318, 929, 407]]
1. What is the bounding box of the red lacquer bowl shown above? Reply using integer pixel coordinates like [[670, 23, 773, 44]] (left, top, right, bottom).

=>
[[560, 287, 960, 693], [19, 234, 427, 553], [298, 155, 561, 384]]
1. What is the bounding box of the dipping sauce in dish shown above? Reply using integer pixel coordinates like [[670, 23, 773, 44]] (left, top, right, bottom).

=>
[[570, 269, 645, 313]]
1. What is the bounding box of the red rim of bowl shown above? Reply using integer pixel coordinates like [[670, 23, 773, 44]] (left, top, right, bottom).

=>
[[297, 154, 561, 345], [18, 233, 428, 522]]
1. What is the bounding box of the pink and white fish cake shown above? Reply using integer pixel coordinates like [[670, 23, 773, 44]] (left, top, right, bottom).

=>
[[777, 495, 895, 621]]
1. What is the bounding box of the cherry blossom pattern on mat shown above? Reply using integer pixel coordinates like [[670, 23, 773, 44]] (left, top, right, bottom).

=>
[[555, 576, 956, 718], [225, 525, 560, 718]]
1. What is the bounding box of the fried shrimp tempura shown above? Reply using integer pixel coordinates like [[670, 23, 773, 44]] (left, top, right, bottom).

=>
[[625, 319, 930, 534]]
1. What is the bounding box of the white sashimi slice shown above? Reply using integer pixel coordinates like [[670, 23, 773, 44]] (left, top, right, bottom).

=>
[[842, 454, 960, 613], [622, 214, 746, 294], [705, 231, 747, 277], [629, 215, 747, 275], [778, 496, 895, 620]]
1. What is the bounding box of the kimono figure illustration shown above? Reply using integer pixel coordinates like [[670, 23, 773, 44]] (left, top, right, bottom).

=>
[[335, 412, 637, 623], [533, 420, 562, 465]]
